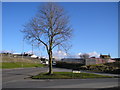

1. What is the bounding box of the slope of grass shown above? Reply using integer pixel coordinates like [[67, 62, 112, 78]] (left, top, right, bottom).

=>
[[2, 55, 40, 63], [1, 62, 45, 69], [32, 72, 113, 79], [0, 54, 45, 69]]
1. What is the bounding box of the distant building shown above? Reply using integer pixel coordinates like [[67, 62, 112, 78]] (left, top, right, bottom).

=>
[[100, 54, 111, 59], [12, 53, 22, 57], [111, 58, 120, 62], [61, 58, 85, 64], [40, 58, 48, 64], [61, 54, 115, 65], [13, 53, 21, 55], [85, 58, 106, 65], [31, 55, 38, 58], [22, 52, 33, 56], [61, 57, 107, 65]]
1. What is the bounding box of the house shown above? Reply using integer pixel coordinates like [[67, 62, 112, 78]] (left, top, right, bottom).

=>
[[85, 58, 106, 65], [61, 57, 107, 65], [12, 53, 22, 57], [100, 54, 111, 59], [21, 52, 39, 59], [31, 55, 38, 58], [111, 58, 120, 62], [61, 58, 85, 64], [61, 55, 115, 65], [40, 58, 49, 64]]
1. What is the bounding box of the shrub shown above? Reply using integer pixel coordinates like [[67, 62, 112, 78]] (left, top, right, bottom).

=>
[[55, 61, 84, 70]]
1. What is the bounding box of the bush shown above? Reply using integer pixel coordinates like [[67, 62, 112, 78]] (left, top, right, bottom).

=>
[[55, 61, 120, 74], [55, 61, 84, 70], [82, 62, 120, 74]]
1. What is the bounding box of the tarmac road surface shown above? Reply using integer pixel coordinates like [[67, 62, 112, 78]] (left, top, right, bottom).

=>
[[2, 67, 119, 88]]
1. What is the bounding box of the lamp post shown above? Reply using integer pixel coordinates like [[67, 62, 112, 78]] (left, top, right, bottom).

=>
[[22, 38, 24, 59], [32, 44, 33, 55], [21, 38, 25, 68]]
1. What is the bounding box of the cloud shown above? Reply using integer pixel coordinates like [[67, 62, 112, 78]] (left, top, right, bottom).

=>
[[77, 51, 100, 58], [78, 53, 81, 56], [25, 50, 43, 56], [26, 51, 33, 54], [88, 51, 100, 57], [53, 50, 67, 60], [0, 50, 14, 53]]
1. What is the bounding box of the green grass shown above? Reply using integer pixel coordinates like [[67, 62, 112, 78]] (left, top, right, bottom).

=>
[[32, 72, 113, 79], [1, 62, 45, 69], [2, 55, 40, 63], [1, 54, 45, 69]]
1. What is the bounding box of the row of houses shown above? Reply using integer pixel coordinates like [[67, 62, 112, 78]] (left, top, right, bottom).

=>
[[4, 52, 39, 59], [1, 52, 55, 65], [61, 54, 118, 65], [11, 53, 119, 65], [2, 52, 119, 65]]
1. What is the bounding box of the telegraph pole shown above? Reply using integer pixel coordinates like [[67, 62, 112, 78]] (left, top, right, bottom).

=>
[[22, 38, 24, 59], [21, 38, 24, 68], [32, 44, 33, 55]]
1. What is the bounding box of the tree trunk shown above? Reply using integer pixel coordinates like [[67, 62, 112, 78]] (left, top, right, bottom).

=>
[[48, 51, 53, 75]]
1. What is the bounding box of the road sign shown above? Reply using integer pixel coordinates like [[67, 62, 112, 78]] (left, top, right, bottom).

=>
[[72, 70, 81, 73]]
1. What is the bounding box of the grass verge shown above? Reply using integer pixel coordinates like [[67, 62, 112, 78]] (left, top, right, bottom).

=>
[[1, 62, 45, 69], [32, 72, 113, 79]]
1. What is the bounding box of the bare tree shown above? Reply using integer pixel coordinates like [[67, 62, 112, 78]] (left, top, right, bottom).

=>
[[22, 3, 72, 75], [80, 53, 90, 59]]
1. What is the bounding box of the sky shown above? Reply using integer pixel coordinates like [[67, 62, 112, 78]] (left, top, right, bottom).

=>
[[2, 2, 118, 58]]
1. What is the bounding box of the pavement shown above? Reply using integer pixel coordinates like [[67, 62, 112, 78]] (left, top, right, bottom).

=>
[[2, 67, 119, 88], [80, 70, 119, 77]]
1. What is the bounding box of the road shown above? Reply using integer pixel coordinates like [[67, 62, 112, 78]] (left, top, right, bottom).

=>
[[2, 67, 119, 88]]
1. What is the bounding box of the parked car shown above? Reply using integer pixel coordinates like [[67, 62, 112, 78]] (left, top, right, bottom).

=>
[[52, 61, 56, 66]]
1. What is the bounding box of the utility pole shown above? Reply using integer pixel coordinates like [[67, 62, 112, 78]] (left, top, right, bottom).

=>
[[21, 38, 24, 68], [22, 38, 24, 59], [32, 44, 33, 55]]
